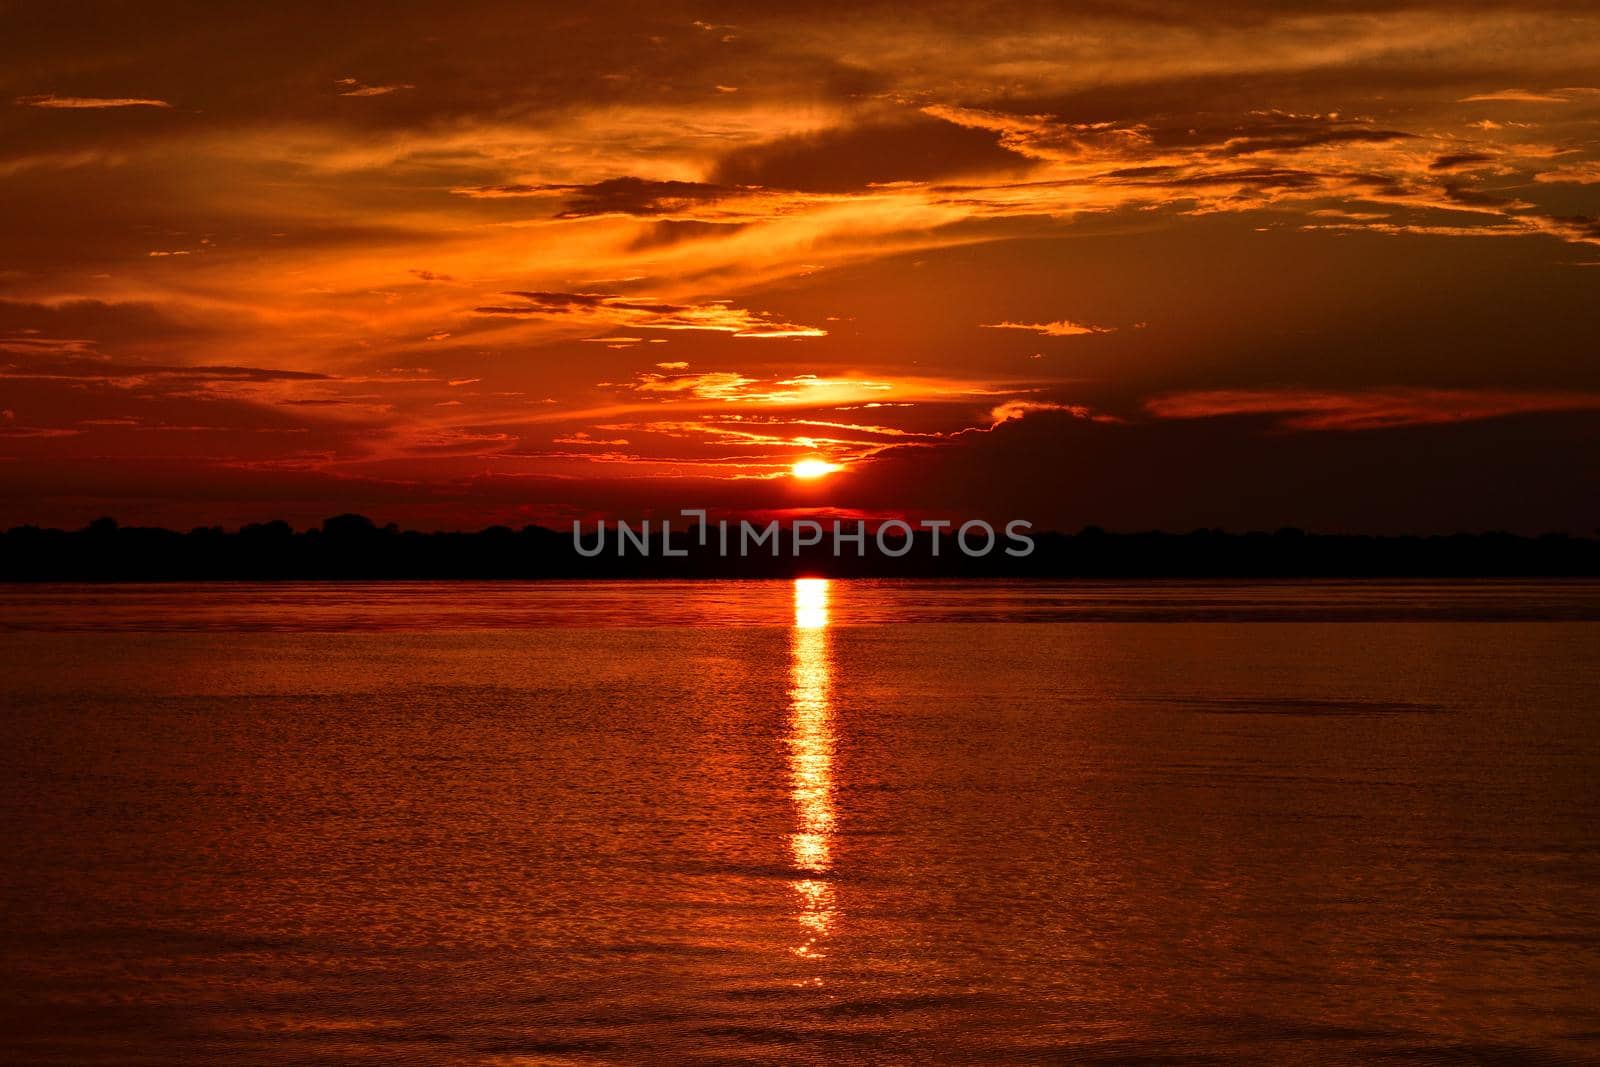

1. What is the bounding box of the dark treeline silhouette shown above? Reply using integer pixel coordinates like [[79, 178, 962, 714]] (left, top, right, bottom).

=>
[[2, 515, 1599, 580]]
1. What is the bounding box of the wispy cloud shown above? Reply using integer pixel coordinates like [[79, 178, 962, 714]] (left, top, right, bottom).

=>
[[334, 78, 414, 97], [988, 399, 1101, 424], [981, 320, 1114, 337], [474, 291, 826, 339], [1458, 89, 1571, 103], [1458, 87, 1599, 103], [1146, 389, 1600, 431], [16, 94, 170, 109], [1534, 161, 1600, 185]]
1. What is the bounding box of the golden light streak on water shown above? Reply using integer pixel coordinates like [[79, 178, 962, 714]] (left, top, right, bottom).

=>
[[788, 578, 837, 958]]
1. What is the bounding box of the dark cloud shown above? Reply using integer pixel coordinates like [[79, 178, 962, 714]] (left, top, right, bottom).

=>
[[1431, 152, 1497, 170], [1441, 183, 1519, 209], [0, 353, 334, 384], [834, 405, 1600, 534], [453, 178, 736, 219], [555, 178, 736, 218], [711, 115, 1036, 192], [480, 292, 610, 314], [1106, 165, 1327, 190], [627, 219, 749, 249], [1216, 127, 1417, 156], [1548, 214, 1600, 241], [1129, 112, 1422, 157], [0, 299, 210, 347]]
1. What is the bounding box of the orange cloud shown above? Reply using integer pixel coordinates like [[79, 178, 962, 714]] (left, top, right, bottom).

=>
[[474, 291, 826, 339], [1457, 88, 1595, 103], [1146, 389, 1600, 431], [15, 94, 171, 109], [980, 320, 1114, 337], [1534, 161, 1600, 185], [334, 78, 414, 97], [988, 400, 1104, 425]]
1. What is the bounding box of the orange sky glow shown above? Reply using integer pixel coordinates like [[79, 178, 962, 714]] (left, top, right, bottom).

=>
[[2, 2, 1598, 531]]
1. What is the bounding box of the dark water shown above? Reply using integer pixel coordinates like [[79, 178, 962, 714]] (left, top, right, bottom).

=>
[[1, 581, 1597, 1064]]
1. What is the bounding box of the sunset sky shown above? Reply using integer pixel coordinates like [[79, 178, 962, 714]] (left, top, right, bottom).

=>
[[2, 1, 1598, 532]]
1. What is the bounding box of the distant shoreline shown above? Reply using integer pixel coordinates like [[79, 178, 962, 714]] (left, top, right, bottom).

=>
[[3, 516, 1597, 581]]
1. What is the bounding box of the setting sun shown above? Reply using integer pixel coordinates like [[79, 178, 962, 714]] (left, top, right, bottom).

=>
[[791, 459, 842, 480]]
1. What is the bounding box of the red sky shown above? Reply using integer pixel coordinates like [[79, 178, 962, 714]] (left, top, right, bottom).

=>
[[2, 1, 1598, 532]]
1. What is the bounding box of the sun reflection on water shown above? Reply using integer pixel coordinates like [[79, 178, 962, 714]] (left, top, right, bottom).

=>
[[788, 578, 837, 958]]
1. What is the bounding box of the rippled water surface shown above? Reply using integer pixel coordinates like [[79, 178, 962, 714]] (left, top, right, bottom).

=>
[[1, 581, 1597, 1064]]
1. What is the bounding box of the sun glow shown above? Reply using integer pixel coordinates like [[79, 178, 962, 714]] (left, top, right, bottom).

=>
[[792, 458, 842, 480]]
